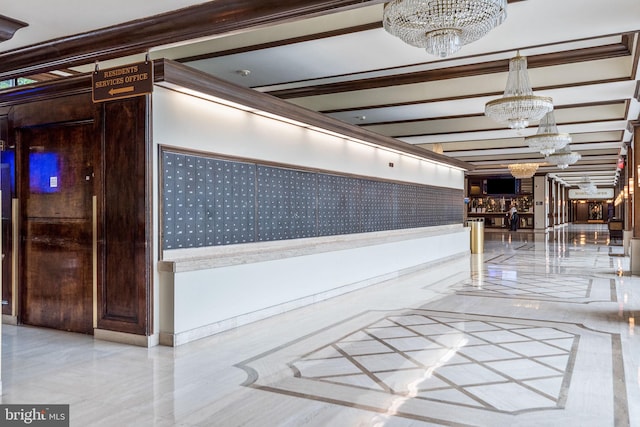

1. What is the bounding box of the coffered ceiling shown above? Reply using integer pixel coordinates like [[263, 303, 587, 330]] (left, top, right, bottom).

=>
[[2, 0, 639, 188]]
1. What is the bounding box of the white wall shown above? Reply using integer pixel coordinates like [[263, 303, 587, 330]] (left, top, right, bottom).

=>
[[160, 227, 469, 346], [152, 87, 464, 189], [152, 86, 469, 346]]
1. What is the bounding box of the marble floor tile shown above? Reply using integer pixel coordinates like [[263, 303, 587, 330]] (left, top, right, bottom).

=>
[[2, 224, 639, 426]]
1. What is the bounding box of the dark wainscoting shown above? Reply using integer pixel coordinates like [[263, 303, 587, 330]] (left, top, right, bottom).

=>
[[99, 96, 151, 335]]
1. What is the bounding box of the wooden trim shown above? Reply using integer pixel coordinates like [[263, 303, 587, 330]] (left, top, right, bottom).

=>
[[0, 75, 91, 107], [0, 0, 386, 80], [144, 94, 153, 335], [634, 126, 640, 237], [0, 0, 528, 81], [631, 33, 640, 86], [154, 59, 473, 171], [179, 0, 526, 63], [362, 100, 629, 128], [98, 95, 151, 335], [320, 77, 631, 114], [268, 42, 633, 99], [178, 22, 382, 63], [443, 137, 624, 155]]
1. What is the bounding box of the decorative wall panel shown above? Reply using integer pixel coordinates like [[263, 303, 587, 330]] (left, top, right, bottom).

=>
[[163, 153, 256, 249], [162, 150, 463, 250], [257, 166, 317, 241], [317, 174, 361, 236]]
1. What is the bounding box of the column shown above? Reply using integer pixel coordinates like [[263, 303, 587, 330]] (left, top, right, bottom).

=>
[[633, 126, 640, 236], [630, 123, 640, 272], [558, 180, 564, 226], [533, 175, 547, 230]]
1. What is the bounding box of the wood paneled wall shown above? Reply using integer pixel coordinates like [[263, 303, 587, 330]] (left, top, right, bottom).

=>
[[0, 78, 151, 336], [99, 97, 151, 335]]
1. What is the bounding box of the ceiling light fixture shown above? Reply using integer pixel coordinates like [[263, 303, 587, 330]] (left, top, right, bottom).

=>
[[525, 111, 571, 155], [382, 0, 507, 58], [485, 53, 553, 130], [577, 176, 596, 193], [546, 144, 581, 169], [508, 163, 538, 179]]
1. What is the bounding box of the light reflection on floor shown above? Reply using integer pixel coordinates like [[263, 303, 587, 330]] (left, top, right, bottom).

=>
[[236, 225, 638, 426], [2, 224, 638, 426]]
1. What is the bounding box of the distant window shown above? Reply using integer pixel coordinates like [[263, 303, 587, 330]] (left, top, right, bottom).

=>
[[0, 77, 36, 88], [17, 77, 36, 85]]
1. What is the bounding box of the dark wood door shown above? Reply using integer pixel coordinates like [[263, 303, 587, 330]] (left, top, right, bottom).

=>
[[1, 116, 13, 316], [19, 123, 95, 334], [575, 202, 589, 222], [1, 160, 12, 315]]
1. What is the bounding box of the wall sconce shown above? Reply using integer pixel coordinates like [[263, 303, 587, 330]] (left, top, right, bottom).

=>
[[629, 178, 634, 195], [624, 185, 629, 199]]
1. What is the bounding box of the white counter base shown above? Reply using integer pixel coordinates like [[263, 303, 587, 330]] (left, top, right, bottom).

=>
[[158, 225, 470, 346]]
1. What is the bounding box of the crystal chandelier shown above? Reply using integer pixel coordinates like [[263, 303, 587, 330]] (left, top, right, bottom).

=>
[[485, 53, 553, 130], [382, 0, 507, 58], [546, 144, 581, 169], [577, 176, 590, 189], [508, 163, 538, 179], [526, 111, 571, 155], [577, 176, 597, 194]]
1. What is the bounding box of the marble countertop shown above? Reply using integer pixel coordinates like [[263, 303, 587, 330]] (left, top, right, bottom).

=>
[[158, 224, 466, 272]]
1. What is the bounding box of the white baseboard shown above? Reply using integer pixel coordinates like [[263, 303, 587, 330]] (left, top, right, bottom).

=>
[[94, 329, 159, 348]]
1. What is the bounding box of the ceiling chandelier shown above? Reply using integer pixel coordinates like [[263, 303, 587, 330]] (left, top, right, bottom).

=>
[[546, 144, 581, 169], [485, 53, 553, 130], [577, 176, 597, 194], [508, 163, 538, 179], [577, 176, 591, 189], [382, 0, 508, 58], [526, 111, 571, 155]]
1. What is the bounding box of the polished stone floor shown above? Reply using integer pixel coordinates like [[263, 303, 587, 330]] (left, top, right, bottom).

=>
[[2, 224, 638, 426]]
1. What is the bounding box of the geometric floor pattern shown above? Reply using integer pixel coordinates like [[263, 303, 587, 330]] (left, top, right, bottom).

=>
[[3, 226, 634, 426], [291, 313, 578, 413], [238, 302, 625, 426], [231, 225, 635, 426], [454, 272, 592, 301]]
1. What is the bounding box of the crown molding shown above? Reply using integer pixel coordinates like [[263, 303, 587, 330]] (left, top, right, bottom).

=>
[[0, 0, 385, 80]]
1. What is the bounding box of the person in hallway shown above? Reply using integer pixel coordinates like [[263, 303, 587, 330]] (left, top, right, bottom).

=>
[[509, 203, 518, 231]]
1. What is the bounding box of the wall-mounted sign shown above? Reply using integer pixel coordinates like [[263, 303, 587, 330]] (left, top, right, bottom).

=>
[[92, 61, 153, 103], [568, 188, 614, 200]]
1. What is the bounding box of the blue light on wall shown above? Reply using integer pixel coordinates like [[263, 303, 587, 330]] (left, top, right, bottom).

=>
[[30, 152, 60, 194], [0, 150, 15, 193]]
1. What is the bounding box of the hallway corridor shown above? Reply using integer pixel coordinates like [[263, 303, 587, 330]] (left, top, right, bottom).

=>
[[1, 225, 638, 426]]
